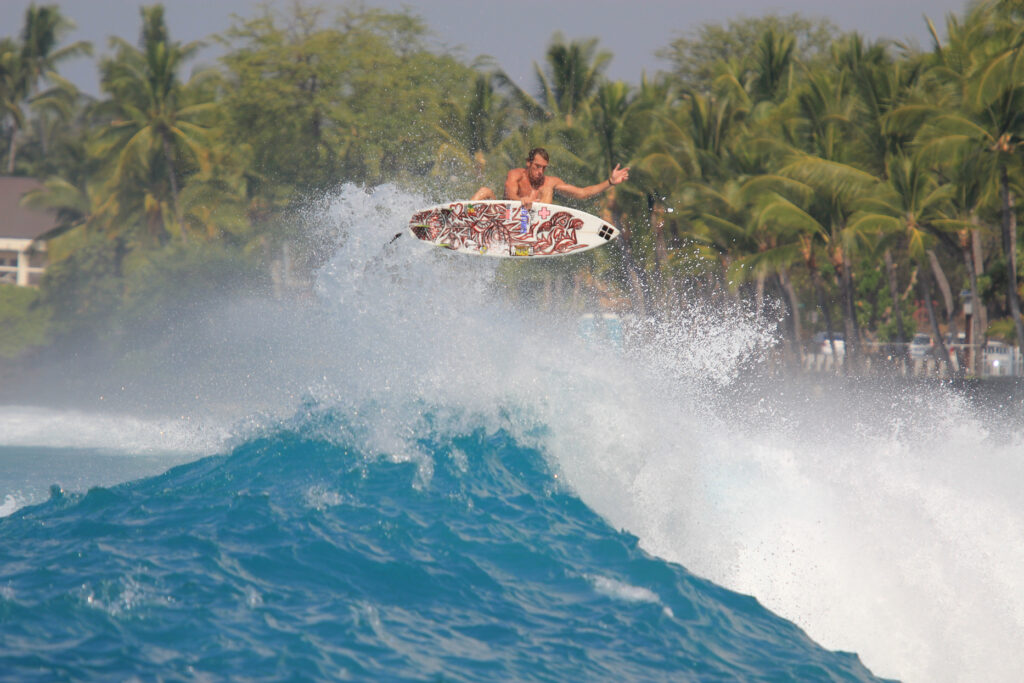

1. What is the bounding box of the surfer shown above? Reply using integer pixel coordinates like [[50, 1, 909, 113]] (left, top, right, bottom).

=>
[[471, 147, 629, 209]]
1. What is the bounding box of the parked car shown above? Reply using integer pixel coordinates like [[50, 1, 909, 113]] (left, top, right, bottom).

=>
[[812, 331, 845, 356], [909, 333, 932, 359], [944, 332, 967, 347]]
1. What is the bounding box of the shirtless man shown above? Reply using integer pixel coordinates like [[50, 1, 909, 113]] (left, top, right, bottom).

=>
[[471, 147, 629, 208]]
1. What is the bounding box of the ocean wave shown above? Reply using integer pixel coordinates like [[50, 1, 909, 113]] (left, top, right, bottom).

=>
[[0, 408, 883, 681]]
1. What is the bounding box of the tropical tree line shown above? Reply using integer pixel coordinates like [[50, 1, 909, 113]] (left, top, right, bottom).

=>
[[0, 2, 480, 358], [0, 0, 1022, 378]]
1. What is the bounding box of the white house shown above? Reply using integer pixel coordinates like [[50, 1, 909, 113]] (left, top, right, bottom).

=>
[[0, 177, 56, 287]]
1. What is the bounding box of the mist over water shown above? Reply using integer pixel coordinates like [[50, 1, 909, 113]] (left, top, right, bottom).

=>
[[2, 184, 1022, 682]]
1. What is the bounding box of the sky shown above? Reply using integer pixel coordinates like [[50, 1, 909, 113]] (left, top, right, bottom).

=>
[[1, 0, 969, 96]]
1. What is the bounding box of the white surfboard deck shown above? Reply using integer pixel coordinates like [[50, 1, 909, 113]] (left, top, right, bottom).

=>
[[409, 200, 618, 258]]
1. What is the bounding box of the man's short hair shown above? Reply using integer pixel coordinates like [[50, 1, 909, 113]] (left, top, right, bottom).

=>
[[527, 147, 549, 164]]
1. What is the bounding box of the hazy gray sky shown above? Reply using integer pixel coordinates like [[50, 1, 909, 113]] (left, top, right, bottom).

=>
[[2, 0, 968, 95]]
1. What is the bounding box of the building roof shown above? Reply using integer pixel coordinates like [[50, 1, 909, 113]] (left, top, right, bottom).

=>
[[0, 176, 57, 241]]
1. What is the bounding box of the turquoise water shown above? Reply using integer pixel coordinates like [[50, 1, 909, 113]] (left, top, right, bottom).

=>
[[0, 409, 884, 681], [2, 185, 1021, 681]]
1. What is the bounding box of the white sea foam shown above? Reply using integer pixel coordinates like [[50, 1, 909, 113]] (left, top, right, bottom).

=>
[[78, 571, 170, 616], [0, 405, 226, 455], [544, 347, 1024, 683], [304, 485, 347, 510], [0, 493, 25, 518], [588, 575, 674, 617]]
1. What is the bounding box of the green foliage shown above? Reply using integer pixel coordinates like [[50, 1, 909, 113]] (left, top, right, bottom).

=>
[[854, 263, 913, 340], [39, 230, 262, 349], [987, 316, 1018, 342], [116, 240, 261, 324], [39, 231, 125, 334], [433, 71, 516, 191], [0, 285, 52, 357], [219, 3, 477, 199], [96, 4, 219, 242], [2, 0, 1024, 364], [658, 13, 838, 94], [0, 4, 91, 174]]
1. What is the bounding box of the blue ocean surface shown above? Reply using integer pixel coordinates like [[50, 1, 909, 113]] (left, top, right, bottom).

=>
[[0, 405, 884, 681]]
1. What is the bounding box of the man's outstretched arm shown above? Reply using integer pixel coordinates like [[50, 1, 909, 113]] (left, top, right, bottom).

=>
[[554, 164, 630, 200]]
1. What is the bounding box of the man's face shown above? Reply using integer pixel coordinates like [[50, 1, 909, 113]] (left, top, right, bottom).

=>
[[526, 155, 548, 184]]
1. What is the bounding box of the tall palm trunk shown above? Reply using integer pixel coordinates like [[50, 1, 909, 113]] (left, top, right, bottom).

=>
[[838, 248, 860, 370], [959, 234, 981, 376], [6, 123, 17, 174], [928, 249, 958, 373], [919, 268, 952, 375], [829, 242, 854, 371], [778, 268, 804, 365], [883, 248, 909, 366], [811, 266, 840, 369], [973, 228, 987, 335], [754, 274, 766, 318], [802, 237, 839, 366], [960, 223, 986, 374], [162, 133, 186, 244], [1000, 166, 1024, 349], [647, 194, 670, 310]]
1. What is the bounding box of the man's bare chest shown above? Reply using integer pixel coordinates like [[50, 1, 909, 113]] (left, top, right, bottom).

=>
[[517, 175, 555, 200]]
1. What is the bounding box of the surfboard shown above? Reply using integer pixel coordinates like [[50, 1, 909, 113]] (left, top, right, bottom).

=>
[[408, 200, 618, 258]]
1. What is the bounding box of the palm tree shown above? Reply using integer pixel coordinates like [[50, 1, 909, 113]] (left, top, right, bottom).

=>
[[748, 27, 797, 104], [830, 34, 939, 362], [585, 78, 659, 304], [178, 140, 252, 243], [849, 153, 967, 372], [680, 87, 751, 183], [20, 176, 97, 238], [95, 5, 218, 243], [697, 178, 783, 297], [776, 58, 880, 367], [757, 186, 842, 360], [5, 4, 90, 173], [938, 149, 990, 375], [974, 36, 1024, 348], [916, 1, 1024, 346], [434, 71, 513, 183], [537, 33, 612, 127], [0, 39, 23, 165], [497, 33, 612, 128]]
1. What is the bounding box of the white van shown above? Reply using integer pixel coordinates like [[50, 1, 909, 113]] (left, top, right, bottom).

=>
[[982, 341, 1015, 376]]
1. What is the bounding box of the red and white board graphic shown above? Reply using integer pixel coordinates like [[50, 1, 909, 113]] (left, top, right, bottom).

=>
[[409, 200, 618, 258]]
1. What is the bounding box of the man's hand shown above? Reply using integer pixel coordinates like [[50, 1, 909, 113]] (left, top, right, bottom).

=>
[[609, 163, 630, 186]]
